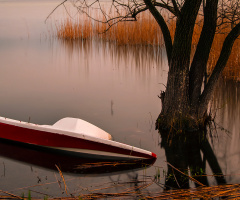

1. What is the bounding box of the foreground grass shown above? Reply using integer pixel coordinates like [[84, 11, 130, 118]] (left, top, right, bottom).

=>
[[55, 13, 240, 82], [0, 162, 238, 199], [2, 184, 240, 199]]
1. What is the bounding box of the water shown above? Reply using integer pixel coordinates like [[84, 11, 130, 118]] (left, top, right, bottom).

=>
[[0, 0, 240, 198]]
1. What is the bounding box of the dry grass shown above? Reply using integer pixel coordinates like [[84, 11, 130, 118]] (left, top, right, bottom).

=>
[[2, 184, 240, 199], [56, 18, 93, 40], [55, 13, 240, 81], [1, 162, 240, 199], [55, 12, 164, 46]]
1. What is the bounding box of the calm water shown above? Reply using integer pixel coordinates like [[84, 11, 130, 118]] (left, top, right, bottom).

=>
[[0, 0, 240, 198]]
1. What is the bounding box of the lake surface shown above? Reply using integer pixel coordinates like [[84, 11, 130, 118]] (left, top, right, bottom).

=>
[[0, 0, 240, 198]]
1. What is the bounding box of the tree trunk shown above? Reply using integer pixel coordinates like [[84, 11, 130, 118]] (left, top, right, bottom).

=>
[[189, 0, 218, 115], [157, 0, 202, 131], [156, 1, 240, 132]]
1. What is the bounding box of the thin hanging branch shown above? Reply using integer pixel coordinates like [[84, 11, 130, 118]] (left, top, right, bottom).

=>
[[45, 0, 67, 23]]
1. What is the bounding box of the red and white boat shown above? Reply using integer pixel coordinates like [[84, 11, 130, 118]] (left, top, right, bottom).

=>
[[0, 117, 156, 161]]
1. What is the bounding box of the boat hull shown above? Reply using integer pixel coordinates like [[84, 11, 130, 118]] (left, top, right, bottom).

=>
[[0, 118, 156, 161]]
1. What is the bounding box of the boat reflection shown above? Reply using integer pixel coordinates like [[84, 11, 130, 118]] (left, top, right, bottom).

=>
[[0, 139, 156, 175]]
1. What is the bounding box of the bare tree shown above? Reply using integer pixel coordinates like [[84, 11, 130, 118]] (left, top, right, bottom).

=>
[[52, 0, 240, 131]]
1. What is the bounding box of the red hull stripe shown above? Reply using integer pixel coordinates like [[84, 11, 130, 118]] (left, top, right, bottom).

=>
[[0, 122, 154, 159]]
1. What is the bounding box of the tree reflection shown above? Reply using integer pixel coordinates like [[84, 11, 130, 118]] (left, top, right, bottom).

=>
[[159, 130, 226, 190]]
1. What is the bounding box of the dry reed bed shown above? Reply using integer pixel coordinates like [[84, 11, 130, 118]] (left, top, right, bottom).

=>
[[55, 13, 240, 81], [56, 13, 164, 45]]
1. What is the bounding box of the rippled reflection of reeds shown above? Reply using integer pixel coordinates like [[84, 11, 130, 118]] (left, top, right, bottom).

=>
[[57, 37, 166, 73], [207, 80, 240, 186], [212, 80, 240, 128]]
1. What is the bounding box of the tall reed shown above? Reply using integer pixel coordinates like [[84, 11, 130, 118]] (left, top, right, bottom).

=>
[[56, 18, 93, 40], [55, 13, 240, 81], [55, 12, 167, 45]]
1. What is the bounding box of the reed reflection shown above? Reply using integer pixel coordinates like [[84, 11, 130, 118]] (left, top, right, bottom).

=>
[[57, 38, 166, 72], [211, 80, 240, 183], [159, 130, 226, 190], [213, 80, 240, 129]]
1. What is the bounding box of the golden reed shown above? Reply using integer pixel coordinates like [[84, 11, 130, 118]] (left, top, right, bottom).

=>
[[55, 13, 240, 81]]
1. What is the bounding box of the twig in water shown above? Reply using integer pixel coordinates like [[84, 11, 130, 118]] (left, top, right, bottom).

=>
[[166, 161, 206, 187], [55, 165, 69, 195], [171, 168, 181, 188], [0, 190, 22, 199]]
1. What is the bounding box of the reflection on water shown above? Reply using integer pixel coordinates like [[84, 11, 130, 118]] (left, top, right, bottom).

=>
[[57, 38, 167, 77], [0, 139, 155, 175], [157, 80, 240, 190], [160, 130, 226, 190], [213, 80, 240, 131], [211, 80, 240, 184]]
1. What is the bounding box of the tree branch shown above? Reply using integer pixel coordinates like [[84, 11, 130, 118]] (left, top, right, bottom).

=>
[[45, 0, 67, 23], [199, 22, 240, 115], [189, 0, 218, 109], [170, 0, 202, 70], [171, 0, 181, 16], [153, 2, 176, 16], [143, 0, 173, 64]]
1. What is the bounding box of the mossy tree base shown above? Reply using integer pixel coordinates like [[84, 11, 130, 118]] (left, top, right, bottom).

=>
[[156, 112, 211, 133]]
